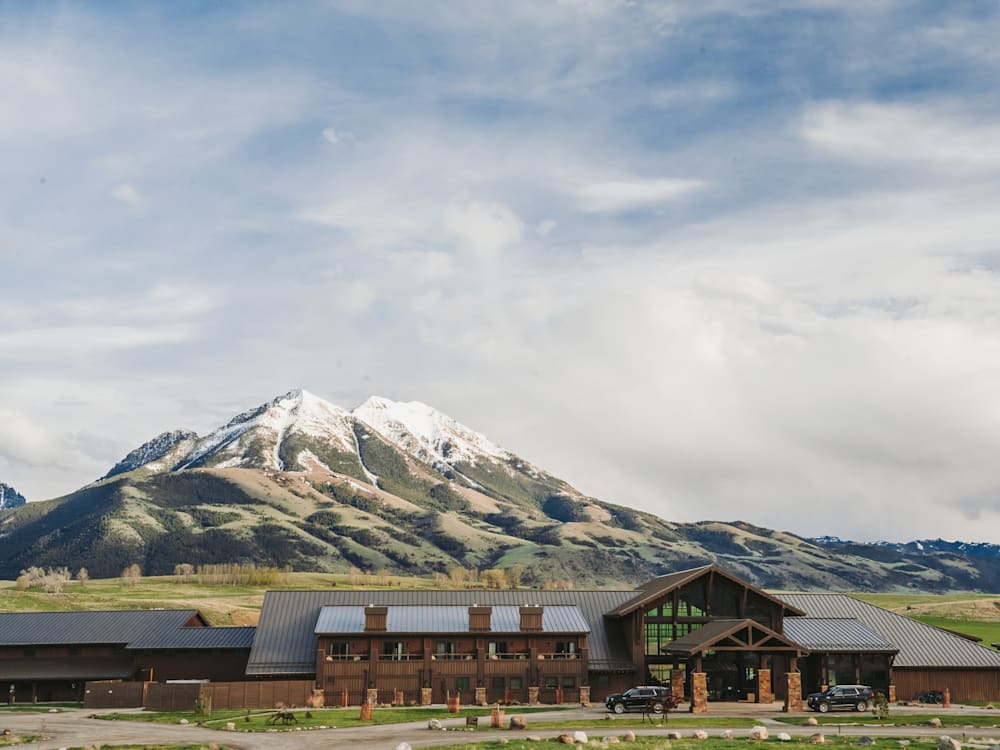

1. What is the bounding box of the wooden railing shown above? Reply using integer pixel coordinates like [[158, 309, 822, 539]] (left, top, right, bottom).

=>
[[378, 653, 424, 661]]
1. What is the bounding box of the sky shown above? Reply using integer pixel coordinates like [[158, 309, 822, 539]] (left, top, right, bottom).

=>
[[2, 1, 1000, 543]]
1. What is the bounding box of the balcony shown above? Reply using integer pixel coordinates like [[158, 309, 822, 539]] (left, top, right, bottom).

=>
[[324, 654, 368, 662], [378, 653, 424, 661], [430, 653, 475, 661], [539, 653, 580, 660]]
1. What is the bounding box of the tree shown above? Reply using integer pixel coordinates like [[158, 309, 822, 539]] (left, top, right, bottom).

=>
[[120, 563, 142, 587], [77, 567, 89, 588]]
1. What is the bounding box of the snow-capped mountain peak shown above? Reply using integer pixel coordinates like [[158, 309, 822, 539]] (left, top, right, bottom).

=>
[[353, 396, 509, 469]]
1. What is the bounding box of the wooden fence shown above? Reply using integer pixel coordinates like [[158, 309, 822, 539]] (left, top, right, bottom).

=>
[[84, 679, 316, 710]]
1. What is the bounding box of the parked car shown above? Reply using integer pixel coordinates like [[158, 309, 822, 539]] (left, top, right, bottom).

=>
[[806, 684, 875, 712], [604, 686, 678, 714]]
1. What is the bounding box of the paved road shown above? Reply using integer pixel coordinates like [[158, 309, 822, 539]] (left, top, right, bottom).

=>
[[2, 706, 999, 750]]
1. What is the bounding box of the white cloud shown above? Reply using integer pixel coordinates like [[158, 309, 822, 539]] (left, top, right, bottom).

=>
[[575, 178, 704, 212], [537, 220, 557, 236], [110, 182, 145, 210], [443, 200, 524, 258], [322, 127, 340, 144]]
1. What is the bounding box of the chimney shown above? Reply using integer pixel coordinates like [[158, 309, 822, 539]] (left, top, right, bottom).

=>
[[469, 606, 492, 632], [364, 605, 388, 632], [519, 605, 543, 632]]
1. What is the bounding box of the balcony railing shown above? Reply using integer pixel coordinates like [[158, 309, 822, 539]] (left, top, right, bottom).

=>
[[378, 653, 424, 661], [539, 652, 580, 660], [430, 653, 475, 660], [324, 654, 368, 661], [487, 652, 530, 660]]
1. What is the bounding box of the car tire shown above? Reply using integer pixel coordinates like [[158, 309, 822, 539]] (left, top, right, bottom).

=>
[[856, 701, 867, 712], [651, 702, 664, 714], [613, 703, 625, 714], [818, 702, 830, 713]]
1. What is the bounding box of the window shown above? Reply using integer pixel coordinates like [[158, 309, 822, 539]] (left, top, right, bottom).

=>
[[327, 641, 350, 657], [510, 677, 523, 690], [383, 641, 405, 659], [488, 641, 508, 656], [545, 676, 558, 689], [456, 677, 470, 691], [491, 677, 505, 690], [436, 641, 458, 657], [554, 641, 577, 657], [562, 677, 576, 688]]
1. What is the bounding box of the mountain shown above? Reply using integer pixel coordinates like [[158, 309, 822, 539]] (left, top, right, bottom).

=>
[[2, 389, 999, 592], [0, 483, 26, 511]]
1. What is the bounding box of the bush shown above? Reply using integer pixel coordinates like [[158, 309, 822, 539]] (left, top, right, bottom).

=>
[[872, 691, 890, 719]]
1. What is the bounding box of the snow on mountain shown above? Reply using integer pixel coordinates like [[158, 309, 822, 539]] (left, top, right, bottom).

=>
[[353, 396, 510, 472], [177, 389, 357, 471], [0, 483, 27, 510], [103, 429, 199, 479]]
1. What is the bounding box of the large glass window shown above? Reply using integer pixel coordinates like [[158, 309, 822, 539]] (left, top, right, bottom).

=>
[[327, 641, 350, 657]]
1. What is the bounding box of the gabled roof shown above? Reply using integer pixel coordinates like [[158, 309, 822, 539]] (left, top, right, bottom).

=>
[[127, 626, 256, 650], [315, 605, 589, 635], [779, 594, 1000, 669], [248, 589, 636, 676], [661, 618, 806, 655], [607, 564, 806, 618], [0, 610, 206, 647], [782, 618, 897, 654]]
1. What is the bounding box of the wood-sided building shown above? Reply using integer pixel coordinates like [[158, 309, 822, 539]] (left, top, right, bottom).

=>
[[0, 610, 253, 703]]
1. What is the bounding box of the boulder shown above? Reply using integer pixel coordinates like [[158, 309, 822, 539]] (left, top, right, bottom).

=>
[[858, 737, 874, 746], [898, 742, 910, 747], [750, 726, 769, 741], [179, 719, 189, 725], [928, 718, 943, 728], [225, 722, 236, 731], [395, 744, 412, 750], [605, 737, 620, 744], [499, 741, 509, 746], [778, 733, 792, 742], [573, 731, 589, 744], [806, 717, 819, 726], [937, 737, 961, 750], [428, 719, 443, 730], [527, 737, 543, 742], [559, 734, 576, 745], [810, 733, 826, 745], [693, 731, 708, 740], [510, 716, 528, 730], [720, 730, 734, 740], [624, 731, 636, 742]]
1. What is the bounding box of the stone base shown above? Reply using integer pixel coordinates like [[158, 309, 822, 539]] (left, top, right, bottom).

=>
[[783, 673, 803, 712], [671, 669, 685, 700], [365, 688, 378, 706], [528, 686, 540, 705], [888, 684, 896, 703], [690, 672, 708, 714], [757, 669, 773, 704], [475, 687, 487, 706], [420, 688, 432, 706], [580, 686, 591, 707]]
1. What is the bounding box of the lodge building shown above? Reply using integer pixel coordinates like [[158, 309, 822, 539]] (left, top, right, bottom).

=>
[[3, 565, 999, 709]]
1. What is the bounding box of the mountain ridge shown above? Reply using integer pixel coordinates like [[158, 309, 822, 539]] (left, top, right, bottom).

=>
[[2, 389, 999, 592]]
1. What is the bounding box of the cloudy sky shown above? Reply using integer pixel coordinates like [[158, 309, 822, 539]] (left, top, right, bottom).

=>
[[2, 1, 1000, 543]]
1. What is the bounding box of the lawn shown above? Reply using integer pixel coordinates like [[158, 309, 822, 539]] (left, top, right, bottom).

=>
[[0, 702, 79, 712], [506, 717, 764, 730], [422, 737, 942, 750], [909, 616, 1000, 646], [0, 738, 38, 747], [97, 705, 565, 731], [774, 713, 1000, 728]]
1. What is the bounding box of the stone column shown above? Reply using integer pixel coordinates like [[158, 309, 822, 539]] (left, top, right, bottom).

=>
[[528, 686, 540, 705], [420, 687, 432, 706], [670, 669, 685, 700], [690, 672, 708, 714], [475, 687, 487, 706], [783, 672, 803, 712], [888, 684, 896, 703], [365, 687, 378, 706], [580, 686, 591, 707], [757, 669, 773, 704]]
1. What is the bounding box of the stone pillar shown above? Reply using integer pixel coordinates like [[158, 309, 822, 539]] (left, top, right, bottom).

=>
[[690, 672, 708, 714], [671, 669, 685, 700], [420, 687, 432, 706], [580, 686, 591, 707], [475, 687, 487, 706], [888, 684, 896, 703], [783, 672, 803, 712], [757, 669, 773, 704], [528, 686, 540, 705], [365, 687, 378, 706]]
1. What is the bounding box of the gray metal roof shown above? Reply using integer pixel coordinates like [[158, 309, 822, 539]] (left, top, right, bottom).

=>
[[127, 626, 256, 650], [779, 594, 1000, 669], [0, 610, 203, 647], [783, 618, 898, 653], [249, 589, 637, 676], [314, 605, 589, 635]]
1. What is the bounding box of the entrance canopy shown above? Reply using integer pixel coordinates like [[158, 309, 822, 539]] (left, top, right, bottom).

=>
[[661, 618, 807, 656]]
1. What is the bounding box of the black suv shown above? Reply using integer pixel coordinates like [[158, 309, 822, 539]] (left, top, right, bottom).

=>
[[604, 686, 677, 714], [806, 684, 875, 712]]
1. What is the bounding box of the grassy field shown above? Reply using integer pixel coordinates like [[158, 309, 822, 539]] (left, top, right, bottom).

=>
[[423, 738, 943, 750], [773, 713, 1000, 728], [907, 616, 1000, 646]]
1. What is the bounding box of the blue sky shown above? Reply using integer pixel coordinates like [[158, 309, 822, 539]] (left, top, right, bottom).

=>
[[2, 1, 1000, 542]]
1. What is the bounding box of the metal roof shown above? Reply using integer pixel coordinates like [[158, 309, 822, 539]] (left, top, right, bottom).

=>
[[314, 605, 589, 635], [0, 610, 204, 647], [662, 618, 805, 655], [249, 589, 637, 676], [782, 618, 898, 653], [127, 626, 256, 650], [0, 657, 134, 681], [779, 594, 1000, 669]]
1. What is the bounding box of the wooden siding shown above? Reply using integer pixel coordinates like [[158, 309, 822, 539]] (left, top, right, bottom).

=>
[[894, 668, 1000, 703]]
